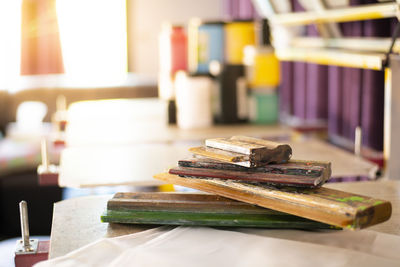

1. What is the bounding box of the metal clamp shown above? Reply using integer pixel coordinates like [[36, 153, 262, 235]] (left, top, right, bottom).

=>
[[15, 201, 38, 255]]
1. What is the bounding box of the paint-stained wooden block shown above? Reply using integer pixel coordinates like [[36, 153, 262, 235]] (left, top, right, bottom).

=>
[[101, 192, 335, 229], [205, 136, 292, 164], [189, 146, 286, 168], [153, 173, 392, 230], [176, 158, 331, 188], [189, 146, 250, 165]]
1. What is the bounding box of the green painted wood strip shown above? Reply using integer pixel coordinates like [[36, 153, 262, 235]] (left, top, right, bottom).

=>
[[101, 210, 337, 229]]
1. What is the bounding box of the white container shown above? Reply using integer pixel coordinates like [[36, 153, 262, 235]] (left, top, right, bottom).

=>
[[175, 71, 213, 129]]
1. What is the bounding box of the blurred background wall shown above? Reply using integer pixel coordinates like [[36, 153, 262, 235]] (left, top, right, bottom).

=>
[[127, 0, 224, 74]]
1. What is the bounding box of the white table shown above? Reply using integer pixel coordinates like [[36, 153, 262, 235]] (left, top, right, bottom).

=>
[[49, 180, 400, 259]]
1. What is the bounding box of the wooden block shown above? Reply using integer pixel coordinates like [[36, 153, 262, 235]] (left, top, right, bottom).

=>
[[205, 136, 292, 164], [177, 158, 331, 187], [153, 173, 392, 230], [189, 146, 263, 167], [101, 192, 335, 229], [106, 192, 282, 214], [37, 165, 59, 186], [169, 167, 324, 188], [15, 240, 49, 267], [189, 146, 249, 163], [180, 159, 328, 175]]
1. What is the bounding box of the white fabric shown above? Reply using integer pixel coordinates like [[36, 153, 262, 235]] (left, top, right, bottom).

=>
[[35, 227, 400, 267], [65, 99, 167, 147]]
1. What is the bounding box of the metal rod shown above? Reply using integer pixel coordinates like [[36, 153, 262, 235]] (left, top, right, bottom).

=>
[[56, 95, 67, 112], [309, 0, 342, 38], [384, 55, 400, 179], [41, 139, 49, 170], [19, 201, 31, 250], [354, 126, 362, 157]]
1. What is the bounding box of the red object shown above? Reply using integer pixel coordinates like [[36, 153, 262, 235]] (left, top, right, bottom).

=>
[[293, 125, 327, 133], [15, 240, 49, 267], [37, 164, 59, 186], [59, 120, 67, 131], [38, 172, 59, 186], [53, 139, 66, 148], [361, 148, 384, 168], [170, 26, 187, 74]]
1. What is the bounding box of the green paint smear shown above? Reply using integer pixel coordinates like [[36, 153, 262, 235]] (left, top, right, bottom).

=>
[[358, 206, 367, 211], [374, 201, 383, 206], [336, 196, 365, 202]]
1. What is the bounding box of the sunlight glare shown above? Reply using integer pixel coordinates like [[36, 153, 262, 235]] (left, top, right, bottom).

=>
[[56, 0, 127, 84], [0, 0, 21, 90]]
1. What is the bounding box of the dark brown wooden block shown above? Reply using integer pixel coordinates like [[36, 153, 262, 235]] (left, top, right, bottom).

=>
[[205, 136, 292, 164], [177, 158, 331, 187]]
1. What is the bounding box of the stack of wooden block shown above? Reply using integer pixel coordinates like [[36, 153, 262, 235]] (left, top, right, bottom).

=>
[[170, 136, 331, 188], [102, 136, 392, 230]]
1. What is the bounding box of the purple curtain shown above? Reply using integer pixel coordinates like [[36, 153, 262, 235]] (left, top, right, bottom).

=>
[[305, 24, 328, 121], [279, 62, 294, 119], [222, 0, 257, 20], [361, 14, 391, 150]]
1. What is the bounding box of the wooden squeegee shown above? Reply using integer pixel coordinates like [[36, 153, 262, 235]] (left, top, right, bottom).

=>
[[153, 173, 392, 230], [172, 158, 331, 188], [101, 192, 335, 229]]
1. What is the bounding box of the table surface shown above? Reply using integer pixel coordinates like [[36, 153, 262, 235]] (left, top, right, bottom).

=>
[[1, 122, 378, 182], [49, 180, 400, 259], [0, 124, 287, 178], [57, 121, 378, 187]]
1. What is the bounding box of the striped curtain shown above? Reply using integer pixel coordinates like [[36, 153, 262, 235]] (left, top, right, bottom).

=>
[[20, 0, 64, 75]]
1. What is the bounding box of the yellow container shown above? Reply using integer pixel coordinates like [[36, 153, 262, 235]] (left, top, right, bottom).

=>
[[225, 21, 255, 64], [244, 46, 280, 88]]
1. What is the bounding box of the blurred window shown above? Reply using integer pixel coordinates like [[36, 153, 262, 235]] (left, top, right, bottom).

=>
[[0, 0, 127, 91]]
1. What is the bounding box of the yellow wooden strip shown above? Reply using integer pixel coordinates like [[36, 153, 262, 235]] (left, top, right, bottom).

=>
[[270, 3, 396, 26], [276, 47, 384, 70], [153, 173, 392, 230]]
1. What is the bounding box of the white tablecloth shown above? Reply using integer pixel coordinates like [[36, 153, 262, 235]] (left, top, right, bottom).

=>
[[35, 226, 400, 267]]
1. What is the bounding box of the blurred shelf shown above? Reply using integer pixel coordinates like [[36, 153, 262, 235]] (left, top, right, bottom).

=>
[[270, 2, 397, 26], [276, 47, 385, 70], [291, 37, 400, 54]]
